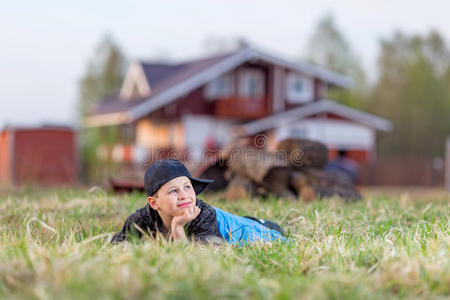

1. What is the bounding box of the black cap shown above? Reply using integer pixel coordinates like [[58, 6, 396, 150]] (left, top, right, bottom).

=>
[[144, 159, 213, 197]]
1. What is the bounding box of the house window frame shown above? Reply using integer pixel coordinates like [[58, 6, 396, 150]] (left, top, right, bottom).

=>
[[238, 68, 265, 99], [286, 73, 314, 103], [204, 73, 234, 100]]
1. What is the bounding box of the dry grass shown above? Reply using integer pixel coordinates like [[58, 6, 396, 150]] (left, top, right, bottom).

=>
[[0, 187, 448, 299]]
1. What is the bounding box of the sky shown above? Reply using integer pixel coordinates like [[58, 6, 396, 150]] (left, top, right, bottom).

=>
[[1, 0, 449, 128]]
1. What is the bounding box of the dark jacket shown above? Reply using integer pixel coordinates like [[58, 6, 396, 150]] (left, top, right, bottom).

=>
[[111, 198, 223, 244]]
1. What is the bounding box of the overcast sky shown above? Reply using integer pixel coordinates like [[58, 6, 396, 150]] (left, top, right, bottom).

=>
[[1, 0, 448, 128]]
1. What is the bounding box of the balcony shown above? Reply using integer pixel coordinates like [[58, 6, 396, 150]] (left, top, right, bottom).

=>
[[214, 97, 268, 119]]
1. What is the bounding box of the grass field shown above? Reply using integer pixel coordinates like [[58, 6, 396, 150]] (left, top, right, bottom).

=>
[[0, 187, 448, 299]]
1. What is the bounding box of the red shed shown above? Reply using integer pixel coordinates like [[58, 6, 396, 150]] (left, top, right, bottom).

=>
[[0, 126, 77, 185]]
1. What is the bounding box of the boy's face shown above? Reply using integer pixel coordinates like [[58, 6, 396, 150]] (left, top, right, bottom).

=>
[[147, 176, 197, 217]]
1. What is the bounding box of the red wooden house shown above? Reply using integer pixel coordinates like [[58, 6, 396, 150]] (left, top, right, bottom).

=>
[[85, 45, 391, 168]]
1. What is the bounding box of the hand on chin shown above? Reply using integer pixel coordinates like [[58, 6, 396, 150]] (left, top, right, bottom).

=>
[[172, 205, 201, 226]]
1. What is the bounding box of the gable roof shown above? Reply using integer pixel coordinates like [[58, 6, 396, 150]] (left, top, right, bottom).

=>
[[85, 46, 352, 127], [141, 63, 183, 88], [141, 52, 233, 93], [240, 99, 393, 134]]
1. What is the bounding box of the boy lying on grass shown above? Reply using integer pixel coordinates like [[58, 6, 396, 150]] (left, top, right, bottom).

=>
[[111, 159, 285, 245]]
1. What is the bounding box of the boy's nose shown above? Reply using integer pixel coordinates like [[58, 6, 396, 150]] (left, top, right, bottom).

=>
[[178, 189, 188, 199]]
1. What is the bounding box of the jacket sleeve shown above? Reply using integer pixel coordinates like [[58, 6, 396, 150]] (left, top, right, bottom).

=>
[[111, 205, 154, 244], [187, 199, 224, 243]]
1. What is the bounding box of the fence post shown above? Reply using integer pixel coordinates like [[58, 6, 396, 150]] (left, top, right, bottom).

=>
[[446, 137, 450, 191]]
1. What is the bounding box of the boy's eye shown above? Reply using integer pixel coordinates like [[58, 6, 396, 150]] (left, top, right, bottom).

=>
[[184, 185, 191, 190], [169, 189, 177, 194]]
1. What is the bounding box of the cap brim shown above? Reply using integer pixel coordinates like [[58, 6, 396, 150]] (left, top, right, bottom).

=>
[[189, 177, 213, 195]]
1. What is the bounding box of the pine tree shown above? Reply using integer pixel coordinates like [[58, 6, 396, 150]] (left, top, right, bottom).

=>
[[78, 34, 126, 120], [371, 31, 450, 158], [78, 34, 126, 182], [305, 14, 368, 108]]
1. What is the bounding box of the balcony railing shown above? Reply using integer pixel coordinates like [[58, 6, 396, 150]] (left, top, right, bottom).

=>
[[214, 97, 268, 119]]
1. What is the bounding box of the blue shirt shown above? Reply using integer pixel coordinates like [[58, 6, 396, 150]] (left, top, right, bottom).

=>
[[213, 207, 286, 245]]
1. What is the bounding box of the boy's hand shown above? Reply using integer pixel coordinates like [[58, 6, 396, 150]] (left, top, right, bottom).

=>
[[172, 206, 201, 228]]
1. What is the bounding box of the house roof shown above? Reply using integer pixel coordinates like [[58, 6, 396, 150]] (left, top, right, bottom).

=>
[[141, 52, 233, 93], [141, 63, 183, 89], [240, 99, 393, 134], [90, 93, 143, 116], [85, 46, 352, 127]]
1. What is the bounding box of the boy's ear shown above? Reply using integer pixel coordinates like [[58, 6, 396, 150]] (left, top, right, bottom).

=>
[[147, 196, 158, 210]]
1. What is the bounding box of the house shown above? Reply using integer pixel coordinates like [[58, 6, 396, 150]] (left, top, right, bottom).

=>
[[85, 45, 391, 169], [0, 126, 78, 185]]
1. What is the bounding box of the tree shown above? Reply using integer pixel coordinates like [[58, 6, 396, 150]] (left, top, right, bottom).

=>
[[305, 14, 368, 108], [370, 30, 450, 159], [78, 34, 127, 182], [78, 34, 126, 120]]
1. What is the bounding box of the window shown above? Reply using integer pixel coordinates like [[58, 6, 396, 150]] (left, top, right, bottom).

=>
[[239, 69, 265, 98], [286, 73, 313, 103], [204, 73, 234, 100]]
